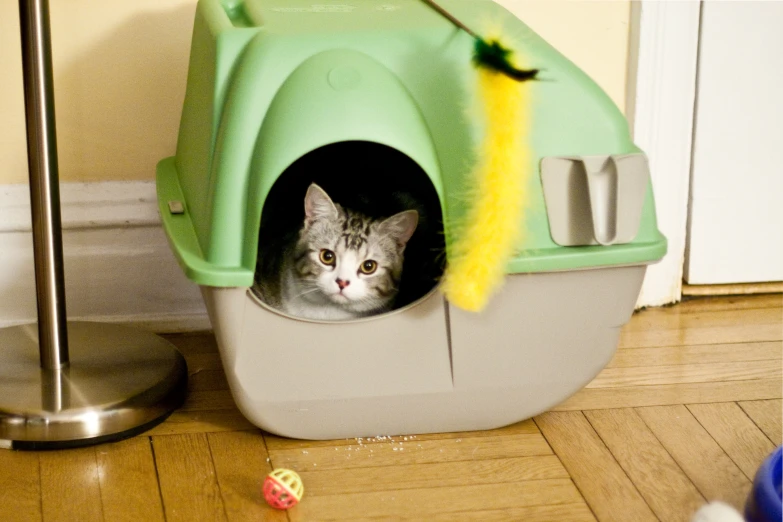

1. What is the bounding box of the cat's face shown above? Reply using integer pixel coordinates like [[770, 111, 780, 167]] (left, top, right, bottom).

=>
[[293, 184, 418, 314]]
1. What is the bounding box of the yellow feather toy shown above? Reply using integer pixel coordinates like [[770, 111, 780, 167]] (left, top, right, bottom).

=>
[[441, 65, 532, 312], [422, 0, 538, 312]]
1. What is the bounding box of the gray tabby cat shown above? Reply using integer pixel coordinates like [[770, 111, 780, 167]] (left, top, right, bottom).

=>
[[255, 183, 418, 321]]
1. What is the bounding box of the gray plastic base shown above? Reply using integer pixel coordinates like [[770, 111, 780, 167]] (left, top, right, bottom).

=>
[[203, 265, 646, 440]]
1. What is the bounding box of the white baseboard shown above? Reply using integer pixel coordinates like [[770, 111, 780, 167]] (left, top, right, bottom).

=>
[[628, 1, 702, 308], [0, 181, 210, 333]]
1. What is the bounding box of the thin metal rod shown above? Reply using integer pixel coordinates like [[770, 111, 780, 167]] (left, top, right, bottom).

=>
[[18, 0, 69, 370], [421, 0, 477, 38]]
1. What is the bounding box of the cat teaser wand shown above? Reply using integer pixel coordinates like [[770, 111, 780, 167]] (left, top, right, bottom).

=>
[[422, 0, 539, 312]]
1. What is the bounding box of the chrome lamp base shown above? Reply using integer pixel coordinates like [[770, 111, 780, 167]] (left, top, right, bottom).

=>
[[0, 321, 187, 450]]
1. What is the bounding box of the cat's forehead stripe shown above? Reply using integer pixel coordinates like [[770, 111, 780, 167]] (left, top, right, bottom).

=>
[[342, 233, 366, 249]]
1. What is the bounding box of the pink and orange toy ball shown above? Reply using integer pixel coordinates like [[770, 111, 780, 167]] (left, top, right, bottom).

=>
[[263, 469, 304, 510]]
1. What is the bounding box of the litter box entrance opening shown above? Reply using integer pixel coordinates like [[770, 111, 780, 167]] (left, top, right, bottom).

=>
[[253, 141, 445, 317]]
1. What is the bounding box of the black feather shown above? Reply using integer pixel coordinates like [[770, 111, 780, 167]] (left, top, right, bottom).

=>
[[473, 38, 539, 81]]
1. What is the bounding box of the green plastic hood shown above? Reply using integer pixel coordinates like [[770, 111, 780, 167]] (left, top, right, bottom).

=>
[[156, 0, 666, 289], [244, 49, 444, 270], [157, 42, 443, 287]]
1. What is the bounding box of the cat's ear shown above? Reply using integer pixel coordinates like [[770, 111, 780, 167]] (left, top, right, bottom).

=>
[[380, 210, 418, 246], [304, 183, 338, 224]]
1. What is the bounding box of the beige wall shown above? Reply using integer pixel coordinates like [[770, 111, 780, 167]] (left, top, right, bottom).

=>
[[499, 0, 631, 109], [0, 0, 197, 184], [0, 0, 630, 184]]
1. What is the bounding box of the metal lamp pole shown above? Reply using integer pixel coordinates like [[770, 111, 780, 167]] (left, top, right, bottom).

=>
[[0, 0, 188, 450], [19, 0, 69, 371]]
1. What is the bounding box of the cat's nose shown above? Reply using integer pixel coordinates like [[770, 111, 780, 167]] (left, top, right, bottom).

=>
[[336, 278, 350, 290]]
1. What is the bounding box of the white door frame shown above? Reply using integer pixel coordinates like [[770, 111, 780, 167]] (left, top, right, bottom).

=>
[[629, 0, 702, 307]]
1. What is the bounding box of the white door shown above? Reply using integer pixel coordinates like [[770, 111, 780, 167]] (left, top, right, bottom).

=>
[[685, 0, 783, 284]]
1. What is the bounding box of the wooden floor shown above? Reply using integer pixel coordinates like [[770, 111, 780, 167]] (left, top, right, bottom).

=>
[[1, 294, 781, 522]]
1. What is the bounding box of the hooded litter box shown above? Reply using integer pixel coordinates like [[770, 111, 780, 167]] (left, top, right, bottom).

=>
[[156, 0, 667, 439]]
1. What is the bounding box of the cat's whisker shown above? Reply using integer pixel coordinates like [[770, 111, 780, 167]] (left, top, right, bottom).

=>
[[292, 287, 322, 300]]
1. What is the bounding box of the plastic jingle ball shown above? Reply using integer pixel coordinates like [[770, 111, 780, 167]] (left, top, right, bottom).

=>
[[263, 468, 304, 510]]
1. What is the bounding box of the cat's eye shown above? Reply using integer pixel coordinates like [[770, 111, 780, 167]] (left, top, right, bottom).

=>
[[360, 260, 377, 275], [319, 249, 336, 265]]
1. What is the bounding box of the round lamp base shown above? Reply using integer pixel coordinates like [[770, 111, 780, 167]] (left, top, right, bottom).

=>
[[0, 321, 187, 450]]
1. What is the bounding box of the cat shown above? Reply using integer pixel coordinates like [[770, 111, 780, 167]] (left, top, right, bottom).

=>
[[253, 183, 418, 321]]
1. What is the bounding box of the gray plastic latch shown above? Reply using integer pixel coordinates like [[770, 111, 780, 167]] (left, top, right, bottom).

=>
[[540, 153, 650, 247]]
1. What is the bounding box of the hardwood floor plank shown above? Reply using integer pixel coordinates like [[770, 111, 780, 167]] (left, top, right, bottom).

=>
[[585, 408, 705, 522], [181, 390, 238, 412], [162, 333, 219, 355], [555, 378, 782, 411], [269, 433, 551, 472], [587, 360, 779, 389], [687, 403, 777, 480], [145, 409, 256, 436], [607, 342, 781, 368], [427, 503, 597, 522], [183, 352, 224, 373], [298, 455, 568, 496], [535, 411, 657, 522], [619, 323, 782, 349], [636, 405, 751, 510], [188, 370, 230, 393], [288, 479, 582, 520], [207, 431, 287, 522], [265, 419, 540, 451], [738, 399, 783, 444], [334, 503, 597, 521], [625, 307, 782, 332], [647, 294, 782, 314], [40, 447, 103, 522], [153, 434, 227, 522], [97, 437, 165, 522], [0, 450, 41, 522]]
